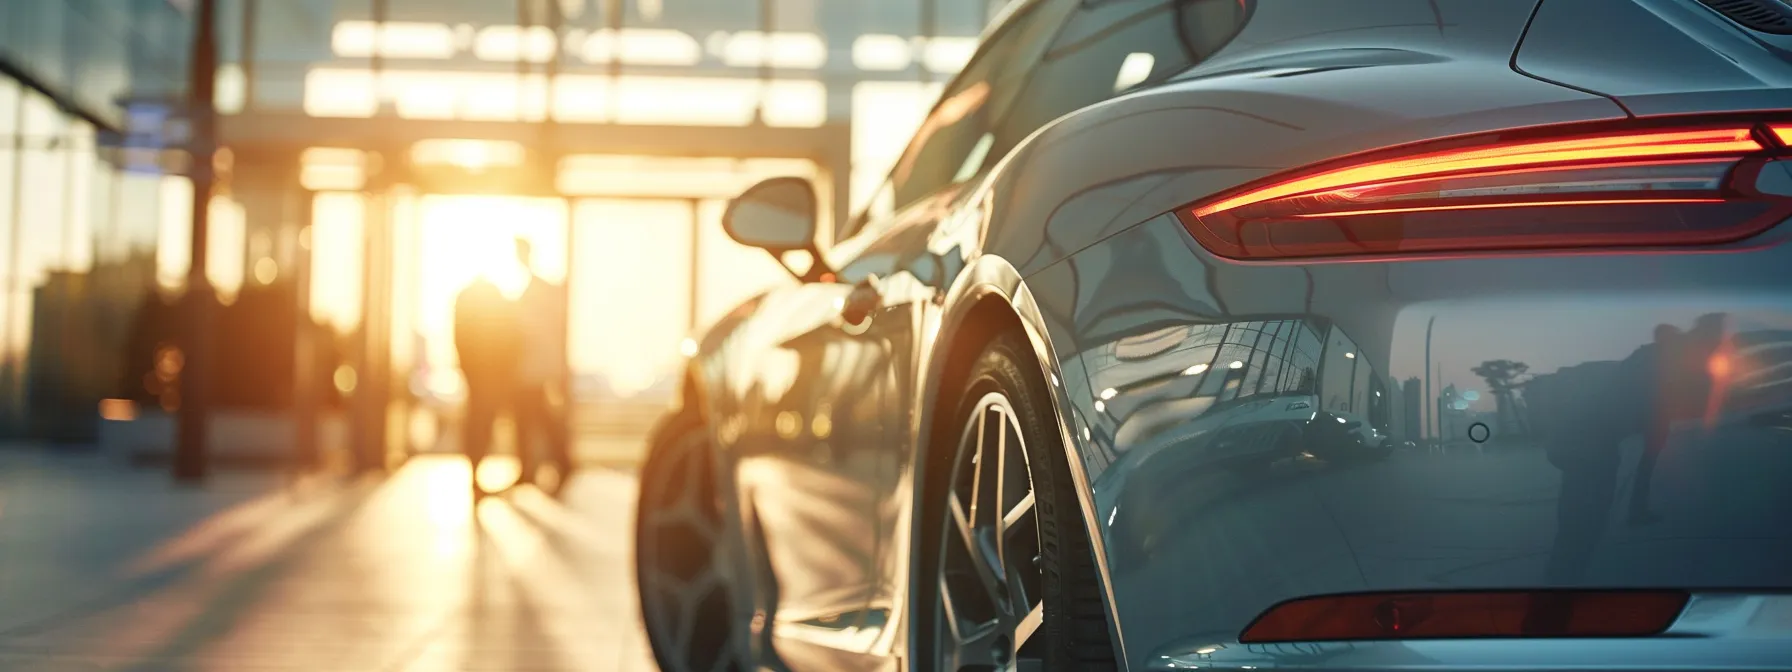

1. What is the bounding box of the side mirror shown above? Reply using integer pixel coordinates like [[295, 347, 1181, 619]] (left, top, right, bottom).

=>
[[723, 177, 832, 281]]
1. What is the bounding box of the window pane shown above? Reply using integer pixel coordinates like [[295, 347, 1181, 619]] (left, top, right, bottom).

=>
[[0, 77, 18, 290], [11, 91, 70, 376], [66, 121, 97, 273], [157, 176, 195, 291], [90, 159, 119, 264], [117, 172, 165, 258], [0, 79, 16, 418]]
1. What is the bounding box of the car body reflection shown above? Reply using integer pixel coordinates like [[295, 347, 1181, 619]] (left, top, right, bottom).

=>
[[1086, 316, 1399, 569]]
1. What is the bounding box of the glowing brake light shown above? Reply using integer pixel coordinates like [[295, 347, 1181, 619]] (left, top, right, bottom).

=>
[[1179, 123, 1792, 259], [1238, 590, 1689, 644], [1770, 123, 1792, 147]]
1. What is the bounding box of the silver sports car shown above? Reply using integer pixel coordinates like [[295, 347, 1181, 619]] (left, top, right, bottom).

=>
[[635, 0, 1792, 670]]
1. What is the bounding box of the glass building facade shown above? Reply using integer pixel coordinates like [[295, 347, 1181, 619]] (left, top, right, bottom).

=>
[[216, 0, 1004, 405], [0, 0, 1009, 444], [0, 0, 197, 440]]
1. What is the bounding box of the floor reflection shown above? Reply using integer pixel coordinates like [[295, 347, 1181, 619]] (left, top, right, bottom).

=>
[[0, 455, 655, 672]]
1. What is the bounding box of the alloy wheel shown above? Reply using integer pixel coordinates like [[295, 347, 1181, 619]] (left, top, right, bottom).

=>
[[936, 391, 1046, 671], [637, 424, 740, 672]]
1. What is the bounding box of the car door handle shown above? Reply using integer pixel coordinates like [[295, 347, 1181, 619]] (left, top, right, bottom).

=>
[[840, 275, 884, 326]]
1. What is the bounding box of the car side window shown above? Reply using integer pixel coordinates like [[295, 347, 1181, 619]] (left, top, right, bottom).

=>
[[987, 0, 1247, 160], [883, 0, 1071, 212]]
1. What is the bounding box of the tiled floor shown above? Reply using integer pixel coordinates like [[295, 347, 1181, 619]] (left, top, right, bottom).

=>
[[0, 451, 657, 671]]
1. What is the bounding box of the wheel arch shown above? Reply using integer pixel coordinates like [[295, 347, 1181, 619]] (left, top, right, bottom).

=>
[[905, 253, 1130, 669]]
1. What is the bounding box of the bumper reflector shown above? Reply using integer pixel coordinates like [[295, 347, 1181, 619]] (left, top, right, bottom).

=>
[[1238, 590, 1690, 643]]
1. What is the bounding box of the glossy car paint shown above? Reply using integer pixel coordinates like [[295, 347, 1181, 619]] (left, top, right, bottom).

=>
[[671, 0, 1792, 669]]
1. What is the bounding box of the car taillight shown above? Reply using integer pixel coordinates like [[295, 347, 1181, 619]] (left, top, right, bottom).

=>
[[1238, 590, 1689, 644], [1178, 122, 1792, 259]]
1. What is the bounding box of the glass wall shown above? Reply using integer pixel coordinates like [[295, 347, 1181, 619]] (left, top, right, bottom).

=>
[[0, 88, 173, 439], [228, 0, 986, 213], [0, 0, 191, 127], [0, 0, 190, 440]]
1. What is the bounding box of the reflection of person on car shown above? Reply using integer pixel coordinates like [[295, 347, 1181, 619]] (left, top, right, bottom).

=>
[[1538, 313, 1731, 585], [1629, 314, 1730, 524]]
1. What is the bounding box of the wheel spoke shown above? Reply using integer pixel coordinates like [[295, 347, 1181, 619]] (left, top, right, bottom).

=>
[[939, 392, 1051, 672], [951, 496, 1010, 611], [971, 407, 1001, 529], [1002, 491, 1034, 530], [948, 495, 977, 557], [1013, 602, 1045, 653], [1001, 507, 1041, 613], [939, 576, 964, 643]]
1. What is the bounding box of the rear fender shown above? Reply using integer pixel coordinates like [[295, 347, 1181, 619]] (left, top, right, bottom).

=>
[[905, 252, 1130, 668]]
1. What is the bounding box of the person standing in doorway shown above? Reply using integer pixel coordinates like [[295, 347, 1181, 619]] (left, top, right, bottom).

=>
[[454, 270, 521, 499], [513, 237, 574, 488]]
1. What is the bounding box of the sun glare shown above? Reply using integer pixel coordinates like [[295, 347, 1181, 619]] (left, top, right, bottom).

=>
[[416, 195, 567, 382]]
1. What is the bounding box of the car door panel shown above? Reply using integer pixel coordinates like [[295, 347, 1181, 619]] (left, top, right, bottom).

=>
[[726, 282, 889, 639]]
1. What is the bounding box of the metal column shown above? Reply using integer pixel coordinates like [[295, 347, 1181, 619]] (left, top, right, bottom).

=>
[[561, 197, 576, 466], [688, 198, 702, 333], [352, 188, 392, 474], [175, 0, 220, 482], [293, 189, 318, 471]]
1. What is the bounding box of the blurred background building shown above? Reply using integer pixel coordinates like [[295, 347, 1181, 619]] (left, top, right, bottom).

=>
[[0, 0, 1004, 463]]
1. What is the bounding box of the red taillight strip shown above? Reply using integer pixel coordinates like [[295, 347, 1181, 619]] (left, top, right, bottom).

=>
[[1238, 590, 1690, 644], [1768, 124, 1792, 148], [1193, 127, 1762, 217], [1295, 197, 1727, 218]]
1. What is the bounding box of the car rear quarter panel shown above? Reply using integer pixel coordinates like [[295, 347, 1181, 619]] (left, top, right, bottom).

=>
[[981, 0, 1792, 668], [984, 0, 1623, 282]]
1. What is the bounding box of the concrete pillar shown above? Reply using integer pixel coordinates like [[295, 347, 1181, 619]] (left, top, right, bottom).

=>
[[292, 188, 319, 470], [231, 158, 319, 470], [353, 186, 392, 473]]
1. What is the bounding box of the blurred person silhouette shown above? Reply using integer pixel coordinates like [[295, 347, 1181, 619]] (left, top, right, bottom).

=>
[[454, 269, 522, 498], [1628, 313, 1731, 525], [1534, 313, 1731, 593], [512, 237, 574, 488]]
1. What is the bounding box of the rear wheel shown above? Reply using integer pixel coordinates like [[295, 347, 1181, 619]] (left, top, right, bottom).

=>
[[919, 333, 1118, 671], [635, 414, 742, 672]]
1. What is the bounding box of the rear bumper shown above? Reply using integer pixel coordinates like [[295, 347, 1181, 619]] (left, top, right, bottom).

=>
[[1147, 593, 1792, 671]]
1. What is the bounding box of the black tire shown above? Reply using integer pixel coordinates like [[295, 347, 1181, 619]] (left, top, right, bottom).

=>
[[634, 413, 742, 672], [916, 332, 1119, 671]]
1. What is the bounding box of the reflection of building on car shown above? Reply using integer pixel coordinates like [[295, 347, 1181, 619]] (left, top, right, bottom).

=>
[[1092, 317, 1403, 569], [1090, 317, 1401, 472]]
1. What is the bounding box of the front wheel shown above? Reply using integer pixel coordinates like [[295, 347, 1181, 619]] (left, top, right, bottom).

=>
[[915, 333, 1119, 671], [635, 414, 743, 672]]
